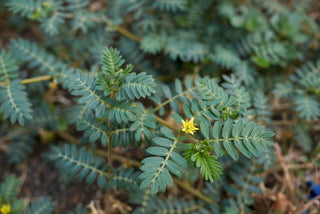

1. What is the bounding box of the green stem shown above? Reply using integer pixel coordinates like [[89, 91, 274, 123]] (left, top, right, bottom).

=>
[[154, 87, 194, 112], [156, 116, 180, 132], [207, 136, 264, 143]]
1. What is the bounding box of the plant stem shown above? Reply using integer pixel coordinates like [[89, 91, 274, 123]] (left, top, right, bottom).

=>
[[156, 116, 180, 132], [104, 90, 115, 213], [21, 75, 52, 84], [0, 75, 53, 86], [207, 136, 264, 143], [95, 149, 142, 167], [173, 179, 213, 203], [114, 26, 141, 42], [153, 88, 194, 112]]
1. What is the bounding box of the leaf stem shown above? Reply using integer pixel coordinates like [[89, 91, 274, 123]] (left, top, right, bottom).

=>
[[0, 75, 53, 86], [153, 88, 194, 112], [207, 136, 264, 143], [173, 179, 213, 203], [114, 26, 141, 43], [21, 75, 53, 84]]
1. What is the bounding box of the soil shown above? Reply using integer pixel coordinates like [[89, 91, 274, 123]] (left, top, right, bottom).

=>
[[0, 146, 105, 213]]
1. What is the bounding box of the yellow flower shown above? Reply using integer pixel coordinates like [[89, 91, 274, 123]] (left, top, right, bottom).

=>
[[0, 204, 11, 214], [181, 117, 199, 135], [43, 2, 52, 8], [49, 80, 57, 91]]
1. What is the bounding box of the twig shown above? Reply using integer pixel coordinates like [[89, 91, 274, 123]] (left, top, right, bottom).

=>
[[173, 179, 213, 204], [114, 26, 141, 42], [0, 75, 53, 86], [155, 116, 180, 132], [296, 195, 320, 213], [275, 143, 295, 204], [94, 149, 141, 167], [21, 75, 53, 84]]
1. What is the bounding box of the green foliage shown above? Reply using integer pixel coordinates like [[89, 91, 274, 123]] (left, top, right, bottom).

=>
[[75, 113, 110, 145], [31, 105, 60, 129], [275, 59, 320, 121], [39, 1, 66, 36], [189, 146, 223, 183], [294, 123, 313, 152], [149, 197, 208, 214], [253, 91, 272, 124], [0, 50, 19, 82], [163, 31, 206, 63], [0, 175, 20, 202], [294, 92, 320, 121], [140, 34, 163, 54], [101, 47, 125, 76], [117, 72, 156, 100], [107, 100, 136, 124], [258, 145, 276, 170], [153, 0, 187, 12], [196, 77, 229, 104], [222, 157, 264, 212], [5, 0, 40, 17], [210, 46, 241, 69], [0, 174, 54, 214], [8, 133, 36, 164], [25, 197, 55, 214], [3, 0, 320, 212], [65, 0, 89, 10], [236, 33, 301, 67], [0, 49, 33, 125], [0, 175, 24, 214], [0, 80, 33, 125], [110, 167, 140, 191], [67, 69, 107, 118], [139, 127, 188, 195], [9, 38, 65, 75], [49, 144, 139, 191], [210, 120, 274, 159], [49, 144, 109, 188], [130, 102, 156, 142], [152, 76, 194, 115]]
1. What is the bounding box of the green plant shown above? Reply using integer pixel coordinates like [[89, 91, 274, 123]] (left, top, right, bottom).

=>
[[1, 0, 320, 213], [0, 174, 55, 214]]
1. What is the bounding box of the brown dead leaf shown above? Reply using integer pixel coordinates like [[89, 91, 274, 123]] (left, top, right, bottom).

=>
[[274, 192, 290, 213], [108, 195, 132, 214], [88, 200, 104, 214]]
